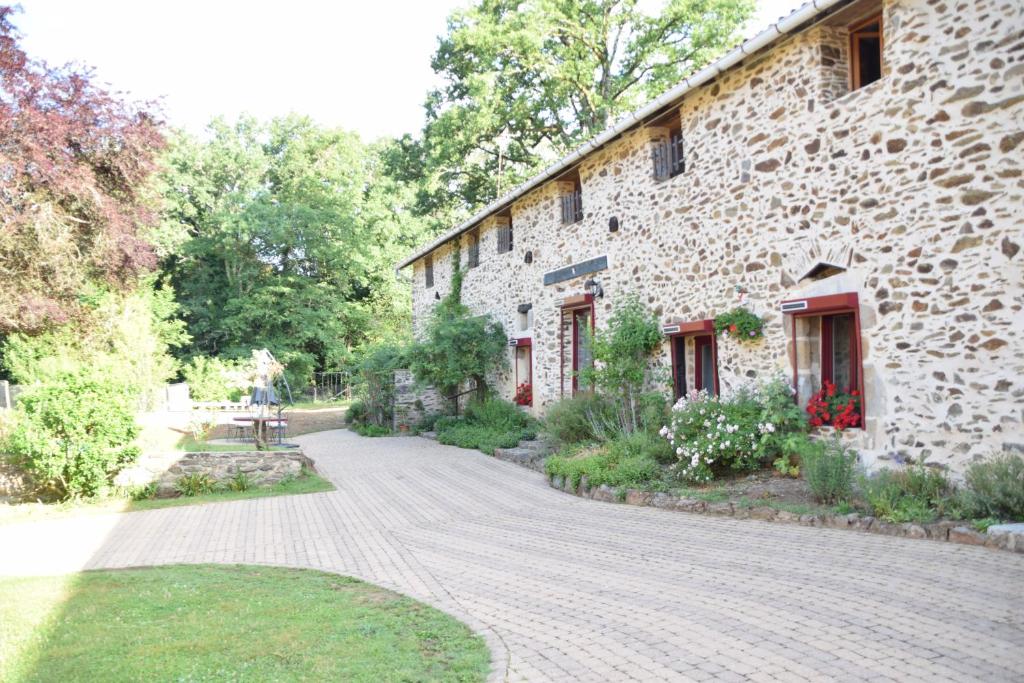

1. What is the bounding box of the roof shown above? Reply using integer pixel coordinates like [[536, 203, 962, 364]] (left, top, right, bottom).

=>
[[396, 0, 848, 272]]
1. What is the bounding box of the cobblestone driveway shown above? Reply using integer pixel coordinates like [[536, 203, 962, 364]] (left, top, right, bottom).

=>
[[2, 430, 1022, 681]]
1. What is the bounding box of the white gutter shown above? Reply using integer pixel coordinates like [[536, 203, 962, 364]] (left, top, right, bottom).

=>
[[396, 0, 848, 272]]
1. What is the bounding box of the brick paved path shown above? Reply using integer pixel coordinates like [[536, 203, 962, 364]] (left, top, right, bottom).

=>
[[2, 430, 1022, 681]]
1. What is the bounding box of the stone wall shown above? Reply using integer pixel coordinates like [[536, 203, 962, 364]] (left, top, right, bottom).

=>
[[392, 369, 446, 430], [152, 451, 313, 497], [408, 0, 1024, 474]]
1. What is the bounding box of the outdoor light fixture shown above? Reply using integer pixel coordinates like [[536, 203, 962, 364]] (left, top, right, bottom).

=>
[[609, 216, 620, 232], [434, 291, 441, 300], [584, 278, 604, 299]]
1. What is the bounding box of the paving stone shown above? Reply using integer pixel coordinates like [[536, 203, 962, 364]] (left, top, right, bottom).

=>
[[1, 431, 1022, 682]]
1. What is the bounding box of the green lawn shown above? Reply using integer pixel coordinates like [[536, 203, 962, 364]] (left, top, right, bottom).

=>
[[0, 565, 490, 683], [0, 472, 335, 526]]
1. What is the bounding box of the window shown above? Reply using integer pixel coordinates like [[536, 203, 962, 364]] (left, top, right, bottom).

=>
[[667, 320, 719, 400], [514, 340, 532, 406], [497, 221, 513, 254], [559, 295, 594, 397], [783, 293, 865, 428], [467, 229, 479, 268], [560, 181, 583, 225], [653, 128, 685, 180], [424, 254, 433, 288], [822, 313, 857, 392], [850, 15, 882, 90], [572, 307, 593, 394]]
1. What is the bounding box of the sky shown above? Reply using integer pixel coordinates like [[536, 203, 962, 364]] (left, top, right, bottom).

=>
[[14, 0, 806, 142]]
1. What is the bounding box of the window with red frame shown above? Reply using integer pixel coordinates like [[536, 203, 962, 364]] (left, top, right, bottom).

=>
[[822, 313, 857, 392]]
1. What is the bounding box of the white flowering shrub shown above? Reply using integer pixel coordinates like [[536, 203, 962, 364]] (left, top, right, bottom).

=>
[[661, 375, 808, 483]]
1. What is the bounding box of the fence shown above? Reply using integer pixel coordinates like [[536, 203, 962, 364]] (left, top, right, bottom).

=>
[[313, 371, 352, 402]]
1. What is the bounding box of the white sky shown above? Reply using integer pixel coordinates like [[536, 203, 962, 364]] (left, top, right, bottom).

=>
[[15, 0, 806, 141]]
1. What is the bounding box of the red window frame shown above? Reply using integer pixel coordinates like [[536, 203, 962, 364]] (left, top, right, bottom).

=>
[[693, 335, 719, 397], [781, 292, 866, 422], [664, 319, 719, 400], [821, 313, 858, 392], [559, 294, 595, 398]]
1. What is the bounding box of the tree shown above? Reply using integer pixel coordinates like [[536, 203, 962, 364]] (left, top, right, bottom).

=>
[[159, 117, 430, 387], [579, 297, 663, 433], [0, 6, 164, 334], [408, 271, 506, 403], [417, 0, 755, 214]]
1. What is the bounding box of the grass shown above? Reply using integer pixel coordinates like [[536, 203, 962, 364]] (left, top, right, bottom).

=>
[[0, 565, 490, 683], [286, 399, 352, 411], [0, 471, 334, 526], [176, 435, 288, 452]]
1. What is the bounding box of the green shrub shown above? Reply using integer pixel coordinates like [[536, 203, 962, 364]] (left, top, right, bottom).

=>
[[176, 473, 217, 496], [961, 453, 1024, 521], [346, 399, 369, 425], [182, 356, 247, 403], [6, 372, 140, 499], [434, 398, 536, 455], [416, 412, 445, 432], [860, 466, 958, 523], [545, 434, 663, 490], [227, 471, 252, 492], [543, 393, 617, 445], [353, 423, 391, 437], [801, 437, 856, 504]]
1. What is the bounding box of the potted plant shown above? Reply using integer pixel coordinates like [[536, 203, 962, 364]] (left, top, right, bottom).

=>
[[713, 306, 764, 342], [806, 381, 861, 430]]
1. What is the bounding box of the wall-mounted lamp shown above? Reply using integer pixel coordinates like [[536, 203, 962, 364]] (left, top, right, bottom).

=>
[[434, 291, 441, 300], [608, 216, 620, 233], [524, 250, 533, 264], [584, 278, 604, 299]]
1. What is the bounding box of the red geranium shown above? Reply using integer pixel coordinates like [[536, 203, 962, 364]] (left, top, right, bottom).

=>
[[806, 381, 861, 430], [514, 383, 532, 406]]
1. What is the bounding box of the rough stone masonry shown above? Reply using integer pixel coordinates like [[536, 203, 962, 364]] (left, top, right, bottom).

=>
[[402, 0, 1024, 475]]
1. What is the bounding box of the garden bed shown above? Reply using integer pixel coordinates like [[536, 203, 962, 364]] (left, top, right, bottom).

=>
[[545, 472, 1024, 554]]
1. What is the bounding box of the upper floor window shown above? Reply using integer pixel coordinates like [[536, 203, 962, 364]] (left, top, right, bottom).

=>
[[467, 229, 479, 268], [560, 180, 583, 225], [424, 254, 433, 288], [850, 15, 882, 90], [653, 127, 685, 181], [497, 220, 513, 254]]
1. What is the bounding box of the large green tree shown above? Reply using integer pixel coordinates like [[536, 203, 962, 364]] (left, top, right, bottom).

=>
[[160, 116, 429, 387], [414, 0, 754, 214]]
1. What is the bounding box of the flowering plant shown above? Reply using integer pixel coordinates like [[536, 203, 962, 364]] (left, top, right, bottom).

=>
[[514, 382, 532, 406], [713, 307, 764, 342], [806, 382, 861, 430], [660, 375, 810, 483]]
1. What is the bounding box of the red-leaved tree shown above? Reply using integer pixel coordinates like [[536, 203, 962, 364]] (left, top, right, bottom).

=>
[[0, 6, 164, 333]]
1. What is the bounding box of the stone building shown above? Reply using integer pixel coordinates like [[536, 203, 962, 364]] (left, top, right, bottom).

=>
[[397, 0, 1023, 473]]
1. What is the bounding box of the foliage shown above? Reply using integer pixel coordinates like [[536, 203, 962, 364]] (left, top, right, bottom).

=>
[[181, 356, 249, 402], [226, 471, 252, 492], [713, 306, 764, 342], [545, 432, 669, 490], [407, 299, 506, 402], [662, 376, 809, 483], [0, 7, 165, 334], [413, 0, 755, 214], [349, 342, 407, 429], [175, 473, 218, 497], [960, 453, 1024, 521], [542, 393, 617, 445], [353, 423, 392, 438], [806, 382, 861, 430], [346, 399, 369, 425], [1, 278, 189, 409], [578, 297, 664, 434], [859, 466, 959, 523], [0, 566, 490, 682], [6, 372, 140, 498], [159, 118, 429, 388], [800, 437, 856, 504], [434, 397, 536, 455]]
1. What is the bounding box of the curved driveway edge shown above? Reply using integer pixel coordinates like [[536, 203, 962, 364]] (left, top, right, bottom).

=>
[[1, 430, 1023, 682]]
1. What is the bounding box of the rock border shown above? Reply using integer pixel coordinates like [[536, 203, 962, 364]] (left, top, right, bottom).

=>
[[547, 474, 1024, 554]]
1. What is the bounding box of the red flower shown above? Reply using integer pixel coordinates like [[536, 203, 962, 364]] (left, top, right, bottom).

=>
[[729, 324, 738, 333]]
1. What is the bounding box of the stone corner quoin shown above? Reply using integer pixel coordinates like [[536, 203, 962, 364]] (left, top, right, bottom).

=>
[[400, 0, 1024, 476]]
